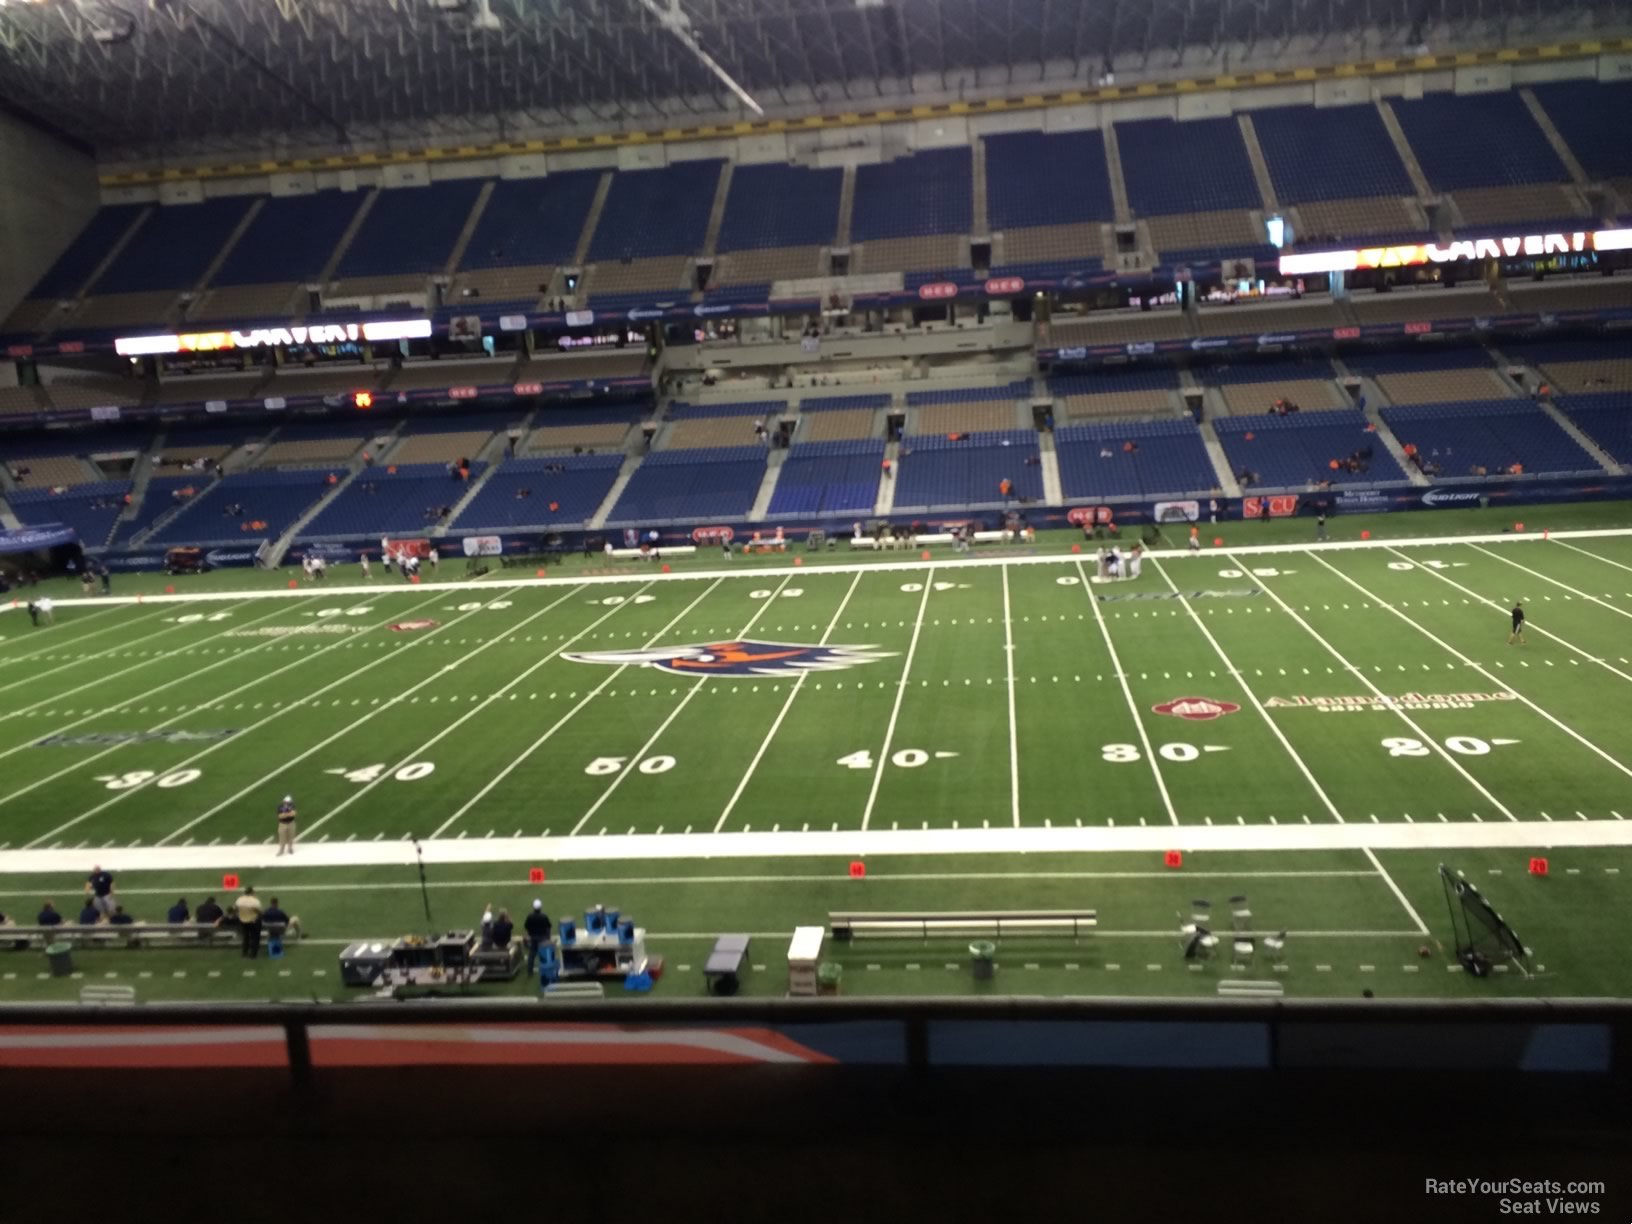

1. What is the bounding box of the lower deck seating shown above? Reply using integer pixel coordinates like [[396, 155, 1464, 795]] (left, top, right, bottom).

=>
[[893, 431, 1042, 510], [9, 481, 132, 548], [451, 454, 624, 530], [7, 454, 95, 488], [109, 476, 196, 545], [1055, 419, 1218, 499], [1217, 378, 1345, 416], [1381, 400, 1600, 476], [1214, 410, 1405, 488], [149, 469, 338, 545], [302, 463, 484, 538], [1558, 392, 1632, 464], [768, 439, 884, 516], [1049, 371, 1176, 421], [607, 447, 767, 523]]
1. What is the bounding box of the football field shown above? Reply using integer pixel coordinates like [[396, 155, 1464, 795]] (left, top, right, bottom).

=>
[[3, 524, 1632, 1001]]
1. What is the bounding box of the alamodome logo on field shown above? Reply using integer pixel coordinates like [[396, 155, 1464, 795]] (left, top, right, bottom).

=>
[[563, 640, 895, 677], [1152, 697, 1242, 721]]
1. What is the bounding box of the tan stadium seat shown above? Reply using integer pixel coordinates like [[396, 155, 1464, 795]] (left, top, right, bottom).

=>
[[524, 422, 633, 454], [1048, 312, 1193, 346], [713, 246, 824, 285], [389, 430, 495, 465], [1375, 368, 1507, 405], [1451, 185, 1589, 227], [797, 409, 875, 442], [854, 235, 967, 275], [1295, 196, 1420, 242], [10, 455, 95, 488], [907, 401, 1019, 436], [1219, 379, 1345, 415], [586, 256, 690, 298]]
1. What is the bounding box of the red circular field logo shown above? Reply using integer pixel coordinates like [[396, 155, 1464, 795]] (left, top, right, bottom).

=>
[[1152, 697, 1241, 721], [390, 619, 440, 632]]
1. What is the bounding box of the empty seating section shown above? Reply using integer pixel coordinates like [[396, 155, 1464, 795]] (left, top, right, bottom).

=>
[[8, 454, 94, 487], [95, 198, 252, 295], [256, 419, 374, 466], [1391, 92, 1565, 190], [985, 130, 1115, 229], [463, 171, 601, 270], [1382, 400, 1597, 474], [714, 246, 823, 286], [270, 368, 385, 401], [523, 351, 648, 384], [1452, 184, 1585, 228], [1295, 196, 1424, 243], [797, 409, 876, 442], [1506, 279, 1632, 314], [149, 469, 337, 544], [1349, 289, 1501, 324], [589, 160, 723, 262], [0, 386, 46, 415], [1216, 377, 1344, 416], [69, 291, 186, 331], [894, 430, 1041, 509], [1557, 392, 1632, 464], [1055, 419, 1218, 499], [153, 374, 268, 407], [608, 447, 766, 522], [718, 163, 842, 251], [666, 400, 781, 449], [111, 476, 194, 545], [1214, 410, 1403, 486], [769, 439, 884, 515], [1118, 117, 1261, 217], [524, 406, 635, 455], [1195, 300, 1347, 337], [857, 234, 968, 275], [1252, 105, 1415, 203], [1532, 81, 1632, 182], [1348, 347, 1504, 405], [1048, 311, 1192, 345], [452, 454, 624, 529], [999, 224, 1105, 269], [1539, 358, 1632, 395], [906, 381, 1027, 436], [40, 375, 142, 410], [152, 447, 232, 477], [337, 181, 485, 279], [388, 412, 510, 465], [193, 282, 304, 322], [212, 192, 362, 287], [1049, 370, 1176, 420], [303, 462, 483, 537], [586, 256, 690, 300], [852, 148, 972, 242], [1146, 210, 1266, 264], [15, 205, 145, 302], [9, 481, 131, 546], [386, 362, 506, 392]]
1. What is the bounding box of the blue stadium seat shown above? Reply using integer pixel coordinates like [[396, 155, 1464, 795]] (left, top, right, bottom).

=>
[[149, 469, 341, 545], [1558, 392, 1632, 465], [851, 148, 973, 241], [768, 439, 884, 516], [451, 454, 624, 530], [894, 430, 1042, 509], [95, 199, 255, 294], [1252, 105, 1414, 203], [588, 161, 724, 261], [1381, 399, 1598, 475], [1055, 419, 1218, 499], [607, 447, 767, 522], [1530, 81, 1632, 182], [985, 130, 1115, 228], [22, 206, 145, 300], [108, 477, 197, 546], [716, 163, 843, 251], [302, 462, 486, 537], [337, 181, 486, 278], [9, 481, 132, 549], [212, 193, 364, 285], [461, 172, 604, 269], [1117, 117, 1261, 216], [1391, 92, 1566, 191], [1213, 410, 1405, 487]]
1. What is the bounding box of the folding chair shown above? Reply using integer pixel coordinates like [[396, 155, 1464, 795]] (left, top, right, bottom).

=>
[[1262, 931, 1287, 968], [1231, 936, 1255, 968], [1229, 894, 1252, 933], [1190, 900, 1212, 929]]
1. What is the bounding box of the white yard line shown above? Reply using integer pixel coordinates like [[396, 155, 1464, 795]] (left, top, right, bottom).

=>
[[430, 578, 728, 839], [0, 602, 127, 662], [860, 570, 935, 832], [7, 527, 1631, 613], [0, 596, 307, 745], [152, 585, 571, 848], [713, 570, 866, 832], [1149, 555, 1348, 824], [1467, 542, 1632, 622], [1361, 846, 1429, 935], [1315, 552, 1632, 786], [0, 605, 191, 694], [18, 587, 516, 850], [1225, 550, 1518, 822], [4, 817, 1631, 876], [1554, 538, 1632, 577], [1385, 547, 1632, 686], [567, 576, 793, 837], [1001, 564, 1020, 828], [1078, 559, 1179, 826], [299, 582, 630, 840]]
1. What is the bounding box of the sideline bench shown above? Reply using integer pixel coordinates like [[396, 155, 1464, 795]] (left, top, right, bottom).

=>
[[829, 910, 1098, 940], [1, 922, 295, 950]]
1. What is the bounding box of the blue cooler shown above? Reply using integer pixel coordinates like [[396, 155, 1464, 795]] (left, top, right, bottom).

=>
[[617, 919, 636, 945], [537, 944, 560, 986], [558, 917, 577, 945], [584, 906, 607, 935]]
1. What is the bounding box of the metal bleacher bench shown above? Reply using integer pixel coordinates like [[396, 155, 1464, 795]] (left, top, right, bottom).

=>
[[829, 910, 1098, 940], [1, 922, 294, 950]]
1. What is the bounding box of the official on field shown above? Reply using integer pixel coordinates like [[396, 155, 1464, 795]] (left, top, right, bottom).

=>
[[275, 794, 298, 855]]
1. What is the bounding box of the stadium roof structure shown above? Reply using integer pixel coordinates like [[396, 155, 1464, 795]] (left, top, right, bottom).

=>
[[0, 0, 1625, 162]]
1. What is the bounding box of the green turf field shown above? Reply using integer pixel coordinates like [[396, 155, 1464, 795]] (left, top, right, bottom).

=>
[[2, 511, 1630, 1004]]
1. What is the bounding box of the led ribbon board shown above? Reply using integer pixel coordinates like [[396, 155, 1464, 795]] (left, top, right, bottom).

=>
[[115, 319, 433, 357], [1277, 228, 1632, 277]]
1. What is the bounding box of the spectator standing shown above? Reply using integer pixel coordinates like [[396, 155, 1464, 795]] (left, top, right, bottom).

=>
[[524, 900, 553, 973], [234, 887, 264, 958], [86, 864, 116, 918], [1316, 513, 1329, 542]]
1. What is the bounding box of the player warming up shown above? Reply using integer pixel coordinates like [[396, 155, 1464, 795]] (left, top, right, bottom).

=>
[[1508, 601, 1526, 646]]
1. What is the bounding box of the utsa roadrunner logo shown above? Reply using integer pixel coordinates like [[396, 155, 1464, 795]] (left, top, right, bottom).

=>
[[563, 640, 895, 677], [1152, 697, 1241, 721]]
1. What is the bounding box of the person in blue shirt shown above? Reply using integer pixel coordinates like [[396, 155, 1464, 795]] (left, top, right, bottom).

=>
[[489, 909, 514, 948], [167, 899, 190, 924], [109, 906, 135, 926], [77, 900, 102, 925], [37, 901, 62, 927]]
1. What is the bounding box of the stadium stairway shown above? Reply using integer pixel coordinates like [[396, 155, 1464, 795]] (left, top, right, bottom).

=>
[[116, 449, 158, 536], [835, 165, 857, 248], [444, 180, 495, 277], [1037, 432, 1063, 504], [588, 453, 644, 530], [434, 460, 503, 535], [971, 138, 990, 235], [748, 447, 787, 519], [1375, 100, 1438, 205], [0, 493, 19, 531], [314, 189, 379, 291], [1535, 396, 1624, 473], [874, 441, 900, 515], [429, 421, 518, 534], [194, 199, 265, 296], [1237, 115, 1279, 211], [701, 162, 734, 260], [1519, 89, 1590, 186], [1338, 358, 1431, 487], [271, 466, 363, 564], [571, 172, 614, 277], [1197, 420, 1244, 497], [1101, 123, 1132, 224], [73, 206, 153, 304], [131, 473, 224, 546]]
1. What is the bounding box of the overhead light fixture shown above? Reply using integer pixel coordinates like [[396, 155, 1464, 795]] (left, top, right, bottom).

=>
[[638, 0, 763, 116]]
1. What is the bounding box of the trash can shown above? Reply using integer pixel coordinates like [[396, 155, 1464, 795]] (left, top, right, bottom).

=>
[[817, 961, 843, 995], [46, 942, 73, 977], [969, 941, 996, 982]]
